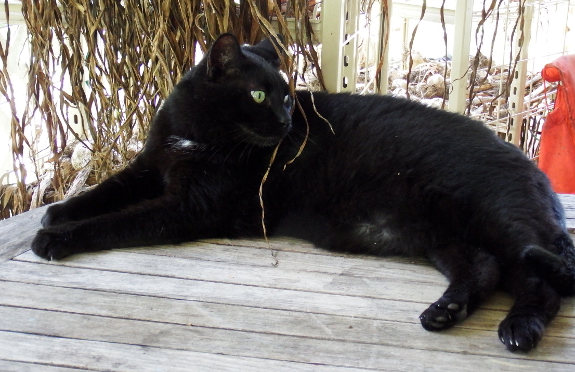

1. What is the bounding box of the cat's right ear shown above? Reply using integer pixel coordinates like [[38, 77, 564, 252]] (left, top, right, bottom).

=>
[[207, 33, 243, 78]]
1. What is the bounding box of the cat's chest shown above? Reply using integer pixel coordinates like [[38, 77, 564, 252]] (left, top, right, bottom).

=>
[[157, 138, 267, 191], [165, 136, 208, 154]]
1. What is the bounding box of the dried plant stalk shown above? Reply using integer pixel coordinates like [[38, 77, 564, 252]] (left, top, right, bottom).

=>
[[0, 0, 323, 219], [0, 0, 541, 220]]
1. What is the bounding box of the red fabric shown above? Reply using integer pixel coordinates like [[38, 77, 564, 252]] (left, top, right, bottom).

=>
[[538, 55, 575, 194]]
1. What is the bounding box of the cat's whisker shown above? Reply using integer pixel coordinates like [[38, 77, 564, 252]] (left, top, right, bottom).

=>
[[238, 142, 254, 162]]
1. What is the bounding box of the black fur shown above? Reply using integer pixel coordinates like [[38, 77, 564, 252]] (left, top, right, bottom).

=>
[[32, 34, 575, 352]]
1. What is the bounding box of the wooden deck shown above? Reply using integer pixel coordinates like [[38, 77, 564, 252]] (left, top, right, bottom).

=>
[[1, 195, 575, 371]]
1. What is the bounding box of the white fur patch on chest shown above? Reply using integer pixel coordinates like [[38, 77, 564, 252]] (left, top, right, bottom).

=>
[[167, 136, 206, 152]]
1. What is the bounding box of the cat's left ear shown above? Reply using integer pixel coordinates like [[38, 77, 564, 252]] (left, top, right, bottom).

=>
[[250, 34, 285, 69], [207, 33, 244, 77]]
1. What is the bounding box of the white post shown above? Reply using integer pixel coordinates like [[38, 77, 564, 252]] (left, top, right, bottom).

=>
[[507, 0, 533, 146], [320, 0, 345, 92], [320, 0, 360, 92], [448, 0, 473, 114], [341, 0, 359, 92], [378, 0, 392, 94]]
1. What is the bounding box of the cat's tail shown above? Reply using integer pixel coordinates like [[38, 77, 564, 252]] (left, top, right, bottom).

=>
[[523, 235, 575, 296]]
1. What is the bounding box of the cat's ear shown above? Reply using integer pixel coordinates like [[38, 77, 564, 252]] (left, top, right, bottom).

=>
[[207, 33, 244, 77], [250, 34, 285, 69], [256, 34, 284, 54]]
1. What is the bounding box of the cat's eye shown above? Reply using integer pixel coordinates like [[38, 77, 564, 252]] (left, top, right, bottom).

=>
[[251, 90, 266, 103]]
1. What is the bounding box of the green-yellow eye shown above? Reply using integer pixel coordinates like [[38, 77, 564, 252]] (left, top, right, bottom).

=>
[[251, 90, 266, 103]]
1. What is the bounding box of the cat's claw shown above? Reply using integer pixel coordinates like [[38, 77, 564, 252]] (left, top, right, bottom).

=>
[[31, 227, 74, 261], [420, 299, 468, 331], [498, 314, 544, 352]]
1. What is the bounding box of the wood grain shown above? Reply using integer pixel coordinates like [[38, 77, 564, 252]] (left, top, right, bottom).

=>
[[0, 205, 46, 263], [0, 196, 574, 370]]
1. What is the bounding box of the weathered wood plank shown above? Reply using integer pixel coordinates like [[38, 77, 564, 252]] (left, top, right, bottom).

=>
[[0, 360, 89, 372], [119, 243, 438, 284], [3, 253, 574, 355], [7, 250, 575, 318], [0, 195, 573, 371], [17, 249, 575, 316], [0, 260, 451, 324], [16, 248, 448, 292], [119, 241, 436, 276], [1, 305, 573, 368], [1, 279, 572, 343], [0, 331, 367, 372], [0, 205, 45, 262], [12, 250, 477, 310]]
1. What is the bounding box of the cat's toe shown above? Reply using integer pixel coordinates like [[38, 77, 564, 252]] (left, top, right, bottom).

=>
[[498, 314, 544, 352], [420, 300, 468, 331], [41, 203, 72, 228], [31, 228, 73, 261]]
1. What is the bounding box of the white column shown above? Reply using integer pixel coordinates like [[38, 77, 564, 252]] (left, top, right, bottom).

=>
[[507, 0, 533, 146], [320, 0, 346, 92], [341, 0, 359, 92], [320, 0, 361, 93], [378, 0, 392, 94], [448, 0, 473, 114]]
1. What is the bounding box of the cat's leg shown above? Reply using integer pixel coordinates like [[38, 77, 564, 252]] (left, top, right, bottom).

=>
[[523, 234, 575, 296], [32, 193, 231, 260], [42, 159, 163, 228], [419, 242, 500, 331], [497, 265, 561, 352]]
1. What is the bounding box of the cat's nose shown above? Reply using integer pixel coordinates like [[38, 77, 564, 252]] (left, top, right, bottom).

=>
[[278, 115, 291, 127], [273, 105, 292, 128]]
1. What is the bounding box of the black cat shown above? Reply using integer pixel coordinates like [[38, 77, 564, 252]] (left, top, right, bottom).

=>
[[32, 33, 575, 352]]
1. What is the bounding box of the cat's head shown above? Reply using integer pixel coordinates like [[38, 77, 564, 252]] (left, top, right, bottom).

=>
[[170, 33, 293, 148]]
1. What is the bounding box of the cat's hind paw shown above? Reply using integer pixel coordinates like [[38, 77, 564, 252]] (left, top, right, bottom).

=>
[[31, 227, 74, 261], [498, 314, 544, 352], [419, 299, 468, 331]]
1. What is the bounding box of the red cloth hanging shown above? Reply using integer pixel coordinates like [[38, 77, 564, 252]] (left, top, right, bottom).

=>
[[538, 55, 575, 194]]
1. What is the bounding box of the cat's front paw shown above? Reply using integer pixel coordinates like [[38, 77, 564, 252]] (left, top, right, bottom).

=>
[[419, 298, 468, 331], [41, 203, 72, 228], [498, 314, 544, 352], [31, 227, 75, 261]]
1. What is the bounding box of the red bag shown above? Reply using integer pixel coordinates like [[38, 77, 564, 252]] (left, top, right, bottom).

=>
[[538, 55, 575, 194]]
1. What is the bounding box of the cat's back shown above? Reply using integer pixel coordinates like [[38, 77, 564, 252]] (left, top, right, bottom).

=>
[[287, 91, 554, 217], [293, 91, 528, 175], [296, 91, 495, 144]]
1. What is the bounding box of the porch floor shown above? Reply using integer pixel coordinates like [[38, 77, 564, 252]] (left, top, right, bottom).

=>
[[1, 195, 574, 371]]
